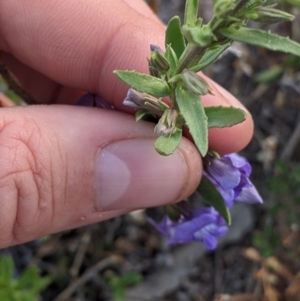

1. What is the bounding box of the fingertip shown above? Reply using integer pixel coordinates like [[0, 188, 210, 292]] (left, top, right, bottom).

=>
[[201, 76, 254, 154], [208, 115, 254, 155]]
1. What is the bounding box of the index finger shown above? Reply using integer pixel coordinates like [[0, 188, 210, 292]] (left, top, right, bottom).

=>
[[0, 0, 254, 154], [0, 0, 164, 109]]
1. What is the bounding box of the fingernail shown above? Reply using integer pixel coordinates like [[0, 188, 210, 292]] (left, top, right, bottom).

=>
[[95, 138, 188, 210]]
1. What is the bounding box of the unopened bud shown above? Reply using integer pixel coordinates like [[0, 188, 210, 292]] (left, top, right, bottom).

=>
[[149, 44, 170, 73], [181, 69, 213, 96], [252, 6, 294, 24], [155, 108, 178, 136], [123, 89, 167, 116], [148, 64, 161, 78]]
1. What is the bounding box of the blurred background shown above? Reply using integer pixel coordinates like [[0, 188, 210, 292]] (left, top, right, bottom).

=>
[[1, 0, 300, 300]]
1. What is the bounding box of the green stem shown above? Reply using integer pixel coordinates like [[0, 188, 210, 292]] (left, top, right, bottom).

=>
[[175, 44, 207, 74], [175, 0, 245, 75]]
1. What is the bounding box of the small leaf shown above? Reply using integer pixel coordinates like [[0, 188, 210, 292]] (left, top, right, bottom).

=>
[[234, 0, 264, 18], [197, 177, 231, 224], [182, 24, 216, 47], [154, 128, 182, 156], [220, 27, 300, 57], [191, 42, 231, 72], [205, 106, 246, 128], [251, 6, 294, 24], [184, 0, 199, 26], [0, 256, 14, 283], [175, 86, 208, 156], [165, 45, 178, 79], [114, 70, 171, 97], [165, 16, 186, 59], [135, 110, 152, 121], [254, 65, 284, 83], [286, 0, 300, 8]]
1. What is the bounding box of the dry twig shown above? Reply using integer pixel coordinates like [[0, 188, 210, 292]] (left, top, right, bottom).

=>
[[52, 255, 122, 301]]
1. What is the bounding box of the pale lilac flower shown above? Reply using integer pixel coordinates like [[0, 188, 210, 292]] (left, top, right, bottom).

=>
[[123, 88, 167, 116], [204, 153, 263, 208], [148, 205, 228, 250]]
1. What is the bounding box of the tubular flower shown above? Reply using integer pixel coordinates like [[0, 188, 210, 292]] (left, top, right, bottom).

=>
[[203, 153, 263, 208], [148, 205, 228, 250]]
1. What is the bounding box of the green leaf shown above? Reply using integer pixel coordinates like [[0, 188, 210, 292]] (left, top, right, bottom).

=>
[[165, 45, 178, 79], [175, 86, 208, 156], [135, 110, 151, 121], [251, 6, 294, 24], [197, 177, 231, 224], [114, 70, 171, 97], [191, 42, 231, 72], [254, 65, 284, 83], [220, 27, 300, 57], [165, 16, 186, 59], [0, 256, 14, 283], [118, 272, 142, 286], [15, 267, 39, 290], [182, 24, 216, 47], [184, 0, 199, 26], [234, 0, 264, 18], [154, 128, 182, 156], [205, 106, 246, 128], [286, 0, 300, 8]]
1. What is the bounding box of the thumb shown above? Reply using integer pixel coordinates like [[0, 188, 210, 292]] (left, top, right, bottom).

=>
[[0, 106, 202, 247]]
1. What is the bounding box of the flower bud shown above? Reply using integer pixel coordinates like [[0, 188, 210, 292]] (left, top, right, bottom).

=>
[[148, 64, 161, 78], [181, 69, 213, 96], [155, 108, 178, 136], [149, 44, 170, 73], [123, 89, 167, 116]]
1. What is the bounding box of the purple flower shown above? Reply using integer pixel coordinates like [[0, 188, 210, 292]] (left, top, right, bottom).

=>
[[204, 153, 263, 208], [76, 93, 112, 110], [148, 205, 228, 250]]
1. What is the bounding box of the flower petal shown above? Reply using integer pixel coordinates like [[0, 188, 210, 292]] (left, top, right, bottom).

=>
[[206, 157, 241, 189], [236, 185, 263, 204]]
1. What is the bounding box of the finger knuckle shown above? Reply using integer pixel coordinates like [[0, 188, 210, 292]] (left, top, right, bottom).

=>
[[0, 113, 57, 246]]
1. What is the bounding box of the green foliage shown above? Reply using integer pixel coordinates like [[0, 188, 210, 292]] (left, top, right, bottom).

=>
[[0, 255, 51, 301], [107, 271, 142, 301], [114, 0, 300, 222], [205, 106, 246, 128], [253, 160, 300, 257], [165, 16, 186, 59], [184, 0, 199, 27], [164, 45, 178, 78], [175, 86, 208, 156], [220, 27, 300, 56], [191, 42, 231, 72], [254, 65, 284, 83], [252, 228, 281, 258], [197, 177, 231, 224], [154, 128, 182, 155], [113, 71, 171, 97], [286, 0, 300, 8]]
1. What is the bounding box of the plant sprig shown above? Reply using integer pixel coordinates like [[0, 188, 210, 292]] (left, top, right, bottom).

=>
[[114, 0, 299, 158]]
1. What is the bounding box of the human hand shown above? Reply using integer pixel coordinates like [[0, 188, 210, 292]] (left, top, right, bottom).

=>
[[0, 0, 253, 248]]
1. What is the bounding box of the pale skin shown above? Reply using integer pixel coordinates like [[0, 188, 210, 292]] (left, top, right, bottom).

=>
[[0, 0, 253, 248]]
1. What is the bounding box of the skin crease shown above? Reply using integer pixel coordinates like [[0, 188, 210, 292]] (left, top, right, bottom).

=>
[[0, 0, 253, 248]]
